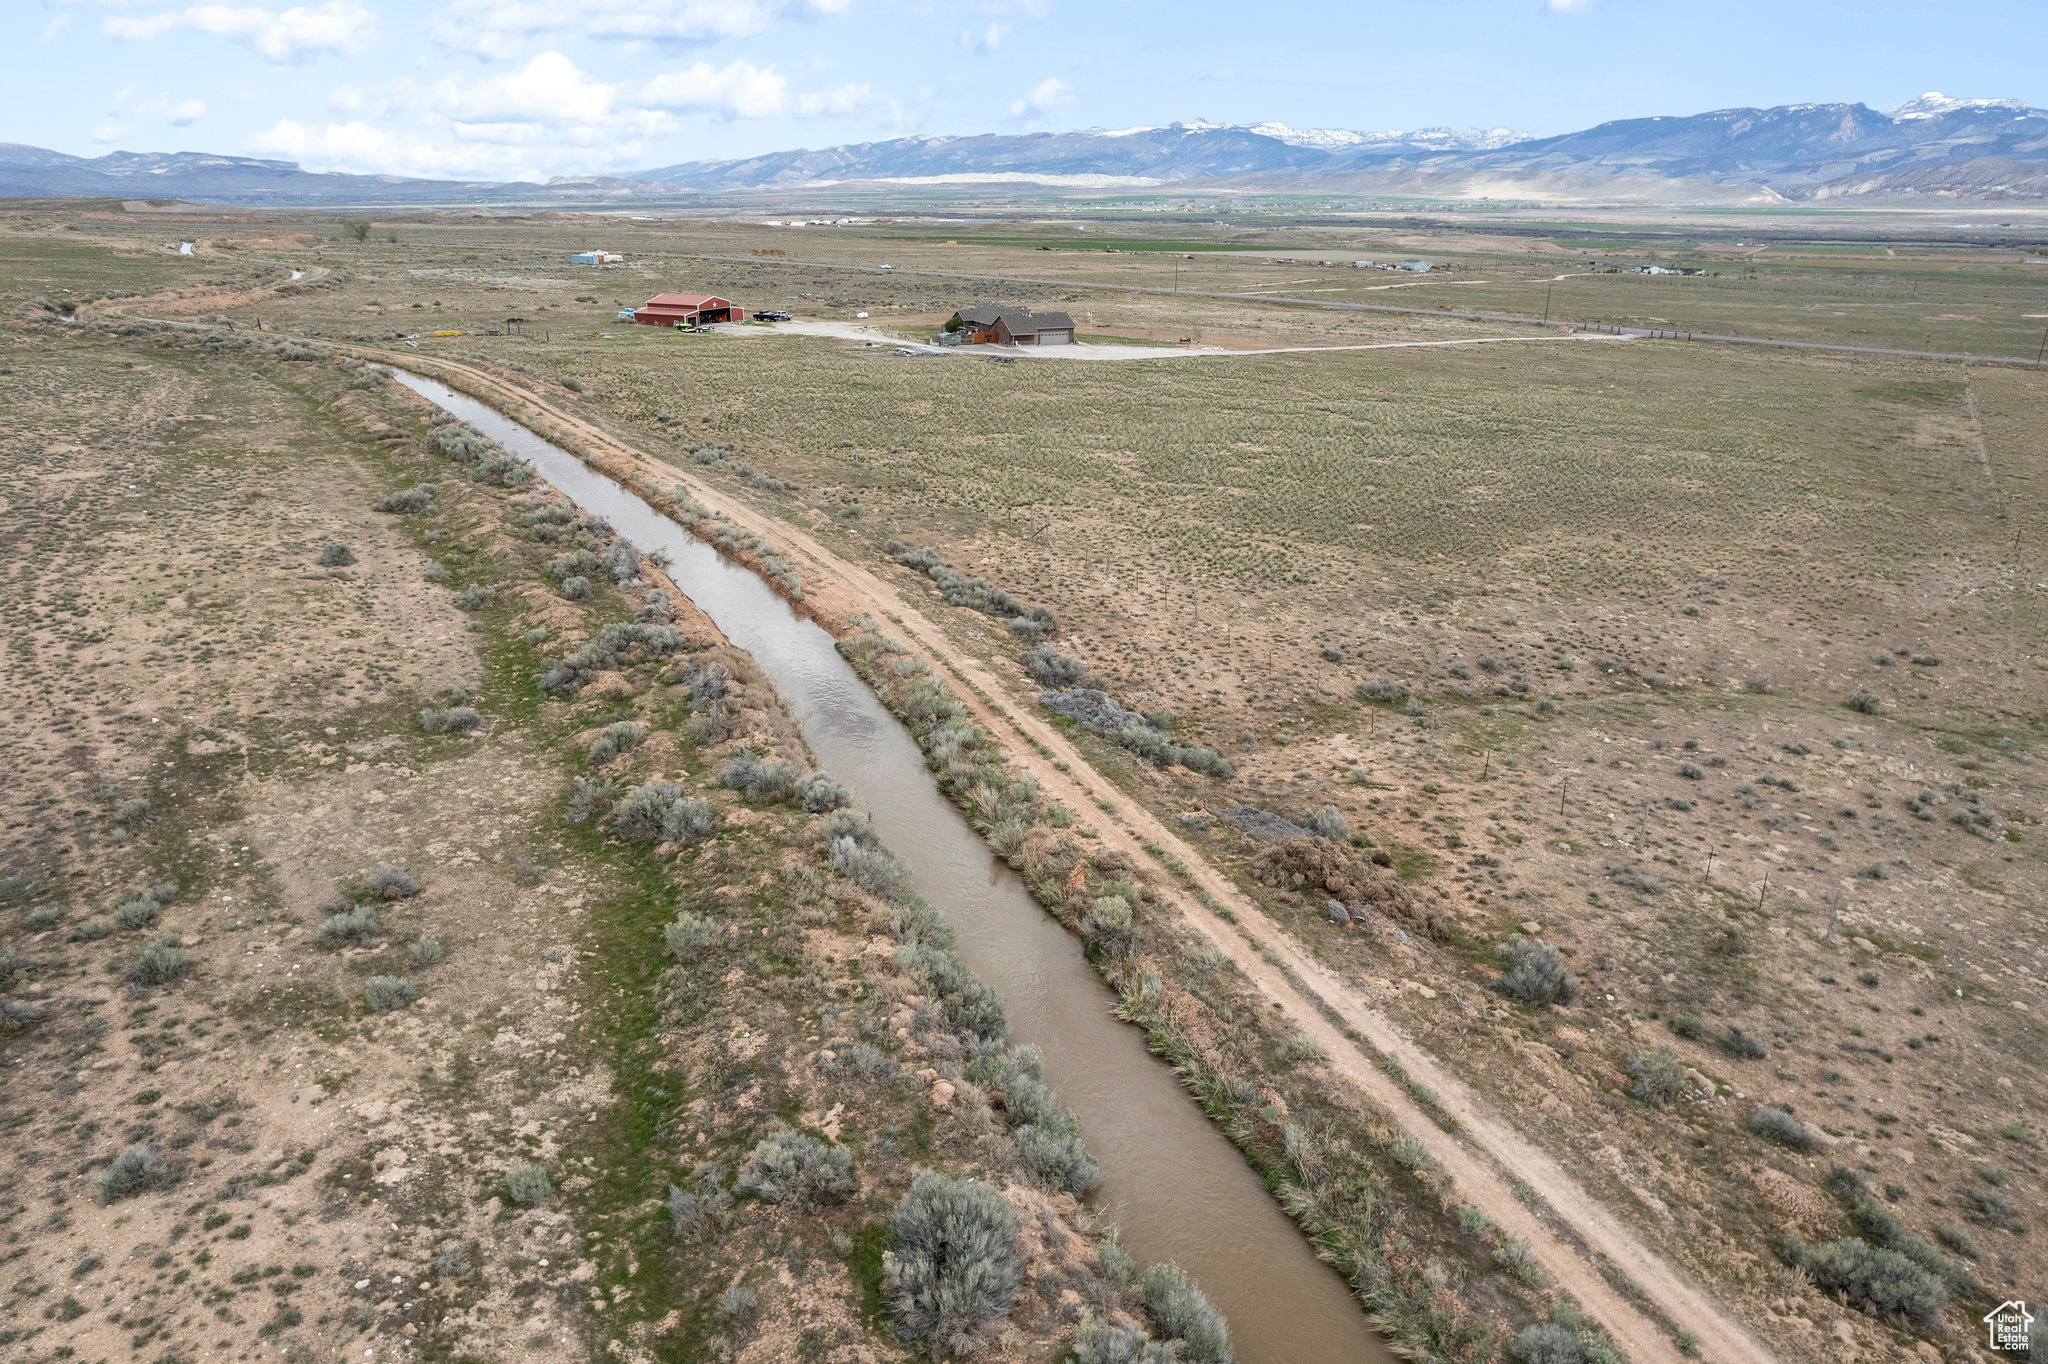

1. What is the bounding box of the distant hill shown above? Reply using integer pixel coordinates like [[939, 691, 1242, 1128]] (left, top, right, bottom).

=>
[[627, 122, 1532, 190], [0, 144, 577, 205], [1384, 96, 2048, 191], [3, 94, 2045, 205]]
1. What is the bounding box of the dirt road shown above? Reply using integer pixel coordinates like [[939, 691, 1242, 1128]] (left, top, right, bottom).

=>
[[333, 343, 1773, 1364], [734, 316, 1634, 362]]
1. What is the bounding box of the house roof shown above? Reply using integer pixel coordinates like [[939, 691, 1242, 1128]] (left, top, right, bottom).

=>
[[956, 304, 1076, 332], [643, 293, 730, 308]]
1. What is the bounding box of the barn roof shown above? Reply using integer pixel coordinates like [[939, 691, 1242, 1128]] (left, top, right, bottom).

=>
[[643, 293, 729, 307]]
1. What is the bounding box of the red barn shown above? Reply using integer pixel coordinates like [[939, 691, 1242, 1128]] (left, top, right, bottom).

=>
[[632, 293, 741, 326]]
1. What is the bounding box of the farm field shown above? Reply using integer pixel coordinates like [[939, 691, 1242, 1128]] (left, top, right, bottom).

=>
[[6, 200, 2047, 1364]]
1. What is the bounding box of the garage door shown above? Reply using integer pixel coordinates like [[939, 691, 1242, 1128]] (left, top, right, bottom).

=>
[[1039, 330, 1070, 345]]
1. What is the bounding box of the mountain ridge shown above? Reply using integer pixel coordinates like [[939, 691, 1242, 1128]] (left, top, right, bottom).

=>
[[3, 93, 2045, 204]]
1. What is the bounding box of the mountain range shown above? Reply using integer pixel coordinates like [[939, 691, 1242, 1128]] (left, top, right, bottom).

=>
[[3, 94, 2045, 206]]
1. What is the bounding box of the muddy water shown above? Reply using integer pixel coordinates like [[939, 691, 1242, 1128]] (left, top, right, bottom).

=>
[[392, 370, 1391, 1364]]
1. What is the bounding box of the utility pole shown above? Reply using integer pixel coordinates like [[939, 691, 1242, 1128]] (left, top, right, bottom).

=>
[[1757, 868, 1770, 912], [1542, 279, 1556, 324], [1481, 750, 1490, 780], [1558, 776, 1569, 817], [1704, 850, 1715, 882], [2035, 323, 2047, 369]]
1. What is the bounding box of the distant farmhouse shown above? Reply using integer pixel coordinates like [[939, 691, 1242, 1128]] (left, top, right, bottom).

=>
[[946, 305, 1077, 346], [570, 251, 623, 265]]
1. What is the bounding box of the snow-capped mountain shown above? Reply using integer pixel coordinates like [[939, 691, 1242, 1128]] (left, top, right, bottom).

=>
[[1891, 92, 2036, 120], [6, 95, 2046, 203], [1242, 122, 1531, 152]]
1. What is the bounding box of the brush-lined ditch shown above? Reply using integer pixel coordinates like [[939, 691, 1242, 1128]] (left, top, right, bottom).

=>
[[388, 366, 1585, 1363]]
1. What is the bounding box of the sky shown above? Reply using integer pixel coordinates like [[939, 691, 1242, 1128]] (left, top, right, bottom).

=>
[[14, 0, 2048, 182]]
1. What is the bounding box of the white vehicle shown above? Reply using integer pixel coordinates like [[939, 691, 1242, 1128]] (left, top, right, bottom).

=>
[[877, 263, 893, 271]]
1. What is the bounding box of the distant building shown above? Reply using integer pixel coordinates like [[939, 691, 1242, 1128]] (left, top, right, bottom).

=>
[[631, 293, 742, 326], [570, 251, 623, 265], [1398, 259, 1431, 272], [949, 305, 1076, 346]]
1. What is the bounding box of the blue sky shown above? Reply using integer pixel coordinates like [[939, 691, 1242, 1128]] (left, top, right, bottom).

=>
[[16, 0, 2048, 181]]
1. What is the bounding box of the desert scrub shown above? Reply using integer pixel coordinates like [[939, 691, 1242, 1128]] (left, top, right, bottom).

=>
[[735, 1124, 856, 1209], [504, 1162, 552, 1207], [318, 903, 379, 946], [126, 936, 191, 987], [663, 911, 718, 959], [612, 781, 714, 843], [886, 540, 1055, 634], [1749, 1106, 1815, 1148], [885, 1170, 1024, 1347], [1493, 936, 1578, 1005], [456, 583, 497, 611], [970, 1045, 1101, 1195], [420, 705, 483, 734], [794, 771, 850, 812], [559, 574, 593, 601], [721, 748, 793, 801], [1721, 1023, 1767, 1060], [364, 976, 417, 1012], [408, 937, 445, 966], [1081, 893, 1136, 956], [1021, 644, 1090, 688], [1625, 1047, 1689, 1106], [1845, 690, 1883, 715], [366, 866, 421, 899], [377, 484, 437, 514], [1039, 686, 1233, 778], [92, 1144, 176, 1203], [1305, 806, 1349, 841], [588, 720, 645, 764], [1136, 1261, 1233, 1364], [113, 882, 175, 930], [538, 621, 685, 692], [317, 542, 357, 567], [831, 835, 908, 898], [1789, 1238, 1947, 1328]]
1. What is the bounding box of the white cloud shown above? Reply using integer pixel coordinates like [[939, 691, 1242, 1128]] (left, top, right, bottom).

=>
[[103, 0, 375, 63], [1009, 76, 1069, 119], [428, 0, 846, 56], [129, 93, 210, 123], [252, 51, 794, 180], [93, 121, 129, 143], [641, 60, 790, 117], [797, 82, 870, 117], [959, 22, 1006, 52]]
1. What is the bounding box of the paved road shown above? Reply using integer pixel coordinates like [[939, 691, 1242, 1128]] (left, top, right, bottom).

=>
[[661, 250, 2048, 369]]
